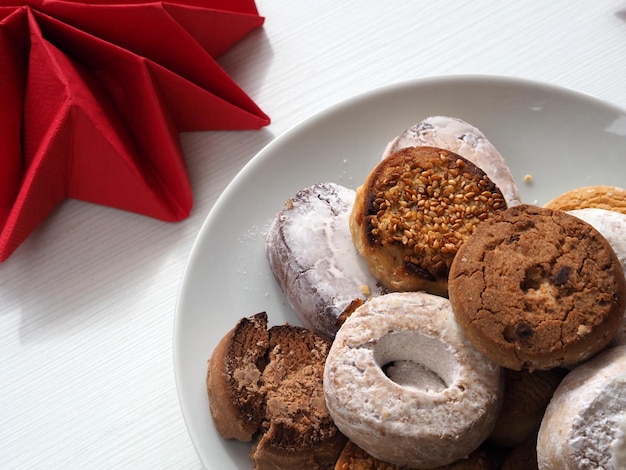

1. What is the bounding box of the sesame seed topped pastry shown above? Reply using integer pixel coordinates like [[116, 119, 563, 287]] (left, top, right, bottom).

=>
[[350, 146, 508, 296], [382, 116, 522, 207]]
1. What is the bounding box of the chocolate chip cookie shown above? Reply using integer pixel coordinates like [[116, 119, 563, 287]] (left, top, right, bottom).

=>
[[448, 204, 626, 371]]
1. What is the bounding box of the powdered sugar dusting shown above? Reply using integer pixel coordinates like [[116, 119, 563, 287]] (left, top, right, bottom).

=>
[[383, 116, 522, 207], [568, 208, 626, 346], [266, 183, 383, 338]]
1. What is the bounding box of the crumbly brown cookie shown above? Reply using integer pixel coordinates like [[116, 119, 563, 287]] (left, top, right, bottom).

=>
[[545, 185, 626, 215], [500, 434, 539, 470], [448, 204, 626, 371], [250, 324, 347, 468], [206, 312, 269, 441], [489, 367, 567, 447], [566, 208, 626, 346], [350, 146, 507, 296], [207, 313, 347, 468]]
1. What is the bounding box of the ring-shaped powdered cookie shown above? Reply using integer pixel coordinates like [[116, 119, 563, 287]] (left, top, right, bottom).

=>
[[323, 292, 503, 468], [335, 440, 497, 469]]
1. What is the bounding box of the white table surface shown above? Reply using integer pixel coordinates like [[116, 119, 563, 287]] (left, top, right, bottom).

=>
[[2, 1, 626, 468]]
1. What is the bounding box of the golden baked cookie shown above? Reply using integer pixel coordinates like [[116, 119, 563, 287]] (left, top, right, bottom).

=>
[[350, 146, 507, 296], [545, 185, 626, 214], [448, 204, 626, 371]]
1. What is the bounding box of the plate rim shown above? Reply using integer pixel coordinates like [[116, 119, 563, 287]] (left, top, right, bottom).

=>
[[172, 73, 626, 466], [176, 74, 626, 288]]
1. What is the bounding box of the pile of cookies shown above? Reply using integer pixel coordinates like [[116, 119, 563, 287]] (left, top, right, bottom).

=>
[[208, 116, 626, 469]]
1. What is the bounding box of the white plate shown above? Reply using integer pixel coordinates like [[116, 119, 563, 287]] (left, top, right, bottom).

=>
[[174, 75, 626, 468]]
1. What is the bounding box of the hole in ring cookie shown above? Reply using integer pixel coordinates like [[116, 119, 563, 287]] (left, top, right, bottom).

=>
[[373, 330, 456, 393], [382, 361, 446, 391]]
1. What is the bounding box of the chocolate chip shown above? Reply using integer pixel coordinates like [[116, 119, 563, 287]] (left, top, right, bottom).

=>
[[504, 322, 535, 342], [553, 266, 572, 286], [515, 322, 534, 339], [513, 219, 535, 231]]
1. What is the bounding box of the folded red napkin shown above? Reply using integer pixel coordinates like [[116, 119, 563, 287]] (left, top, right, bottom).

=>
[[0, 0, 270, 261]]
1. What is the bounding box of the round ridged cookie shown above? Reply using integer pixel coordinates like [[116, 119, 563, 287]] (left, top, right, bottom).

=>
[[350, 146, 507, 296], [545, 185, 626, 215], [448, 204, 626, 371]]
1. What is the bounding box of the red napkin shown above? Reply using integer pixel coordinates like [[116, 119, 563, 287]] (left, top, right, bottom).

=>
[[0, 0, 270, 261]]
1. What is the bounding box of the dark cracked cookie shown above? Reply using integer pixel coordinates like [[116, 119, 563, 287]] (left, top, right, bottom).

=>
[[448, 204, 626, 371]]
